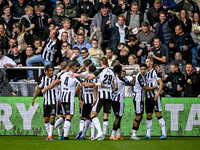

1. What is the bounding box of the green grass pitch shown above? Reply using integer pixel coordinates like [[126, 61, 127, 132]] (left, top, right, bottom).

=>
[[1, 136, 200, 150]]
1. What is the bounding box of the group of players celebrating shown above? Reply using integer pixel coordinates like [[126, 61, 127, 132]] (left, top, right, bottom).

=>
[[32, 57, 167, 141]]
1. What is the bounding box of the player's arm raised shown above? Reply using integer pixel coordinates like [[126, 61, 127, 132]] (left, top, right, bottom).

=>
[[41, 79, 60, 94], [32, 85, 41, 106]]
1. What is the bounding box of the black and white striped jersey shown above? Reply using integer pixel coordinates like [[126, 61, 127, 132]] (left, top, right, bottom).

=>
[[41, 38, 57, 61], [80, 71, 97, 104], [133, 72, 146, 100], [58, 71, 81, 103], [56, 71, 65, 101], [145, 68, 161, 99], [94, 68, 115, 100], [113, 75, 130, 103], [39, 75, 58, 105]]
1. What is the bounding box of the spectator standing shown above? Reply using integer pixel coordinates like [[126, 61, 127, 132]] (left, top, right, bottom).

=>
[[164, 62, 185, 97], [108, 14, 129, 53], [19, 6, 35, 36], [136, 21, 157, 63], [155, 11, 175, 63], [51, 4, 68, 29], [94, 0, 114, 13], [169, 24, 195, 61], [12, 0, 28, 17], [7, 43, 28, 96], [0, 5, 14, 32], [31, 5, 49, 40], [184, 63, 200, 97], [76, 0, 94, 18], [190, 12, 200, 68], [177, 9, 192, 33], [146, 0, 165, 29], [113, 0, 130, 16], [177, 0, 199, 16], [124, 2, 148, 34], [53, 0, 76, 20], [90, 4, 117, 51], [42, 22, 55, 45], [58, 19, 74, 44], [30, 0, 52, 17], [0, 23, 9, 51]]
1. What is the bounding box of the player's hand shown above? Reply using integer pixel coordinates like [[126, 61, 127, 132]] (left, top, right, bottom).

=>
[[32, 99, 35, 106], [12, 92, 16, 96], [154, 93, 159, 101], [91, 99, 97, 107], [41, 89, 45, 94], [100, 83, 105, 86], [79, 100, 83, 108], [177, 87, 183, 91]]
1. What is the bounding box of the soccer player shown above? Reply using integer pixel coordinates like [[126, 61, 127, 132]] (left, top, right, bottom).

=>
[[131, 63, 159, 140], [72, 57, 117, 140], [109, 65, 135, 140], [32, 65, 59, 140], [143, 58, 167, 140], [76, 60, 98, 140], [53, 61, 68, 140], [41, 61, 81, 140]]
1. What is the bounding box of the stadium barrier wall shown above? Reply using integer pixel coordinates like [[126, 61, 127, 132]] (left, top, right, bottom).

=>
[[0, 97, 200, 136]]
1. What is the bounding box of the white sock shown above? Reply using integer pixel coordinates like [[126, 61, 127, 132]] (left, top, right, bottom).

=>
[[158, 117, 166, 136], [79, 119, 85, 131], [103, 120, 108, 135], [45, 122, 50, 134], [116, 128, 121, 137], [146, 119, 152, 137], [58, 124, 62, 136], [64, 119, 71, 137], [111, 130, 116, 138], [90, 121, 96, 138], [132, 129, 137, 136], [54, 117, 64, 129], [48, 124, 54, 137], [92, 117, 103, 135], [82, 119, 91, 137]]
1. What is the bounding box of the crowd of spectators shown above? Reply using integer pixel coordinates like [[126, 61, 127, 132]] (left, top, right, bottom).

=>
[[0, 0, 200, 97]]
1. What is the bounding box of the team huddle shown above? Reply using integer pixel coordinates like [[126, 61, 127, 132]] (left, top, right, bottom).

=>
[[32, 57, 167, 141]]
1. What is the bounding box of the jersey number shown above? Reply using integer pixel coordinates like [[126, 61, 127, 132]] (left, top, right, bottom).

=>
[[103, 75, 112, 84], [64, 77, 69, 85]]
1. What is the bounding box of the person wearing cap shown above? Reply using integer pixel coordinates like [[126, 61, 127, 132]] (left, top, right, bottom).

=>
[[90, 4, 117, 51], [7, 43, 28, 96], [94, 0, 114, 13]]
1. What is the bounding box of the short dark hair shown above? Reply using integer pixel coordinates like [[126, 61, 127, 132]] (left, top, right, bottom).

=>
[[106, 47, 112, 51], [171, 62, 179, 67], [89, 65, 96, 73], [3, 5, 9, 11], [81, 47, 88, 53], [52, 30, 59, 38], [83, 59, 92, 67], [48, 22, 55, 27], [92, 39, 98, 43], [46, 65, 54, 71], [140, 63, 147, 68], [78, 34, 84, 38], [114, 65, 122, 73], [100, 57, 108, 65], [186, 63, 193, 67], [72, 47, 79, 51], [142, 21, 149, 27]]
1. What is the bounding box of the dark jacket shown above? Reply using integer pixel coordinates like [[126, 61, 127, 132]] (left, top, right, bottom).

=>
[[155, 16, 175, 44], [177, 19, 192, 34], [166, 59, 187, 76], [0, 69, 13, 93], [177, 0, 199, 13], [94, 2, 113, 13], [125, 10, 144, 27], [0, 35, 8, 50], [184, 72, 200, 97], [41, 38, 62, 65], [169, 33, 195, 60], [146, 6, 165, 26], [76, 0, 94, 17], [0, 16, 15, 32], [195, 48, 200, 67], [63, 56, 80, 68], [12, 1, 28, 17], [108, 25, 129, 53], [113, 4, 131, 16], [166, 70, 185, 97]]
